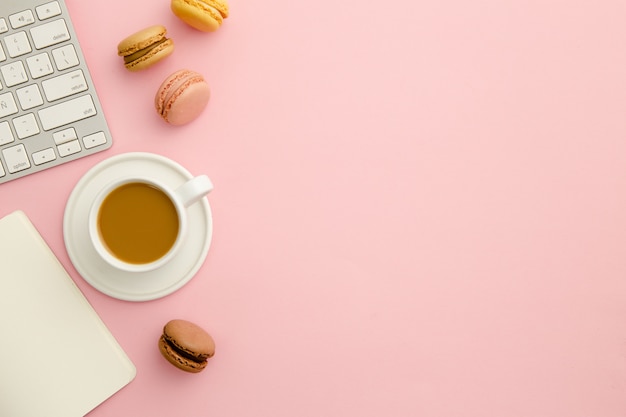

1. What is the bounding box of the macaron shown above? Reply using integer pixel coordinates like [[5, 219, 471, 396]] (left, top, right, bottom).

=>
[[158, 319, 215, 373], [155, 69, 211, 125], [117, 25, 174, 71], [171, 0, 229, 32]]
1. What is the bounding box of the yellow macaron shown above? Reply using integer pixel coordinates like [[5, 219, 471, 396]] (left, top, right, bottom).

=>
[[171, 0, 229, 32], [117, 25, 175, 72]]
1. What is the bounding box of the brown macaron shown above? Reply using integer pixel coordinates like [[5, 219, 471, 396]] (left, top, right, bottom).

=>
[[117, 25, 175, 71], [158, 319, 215, 373]]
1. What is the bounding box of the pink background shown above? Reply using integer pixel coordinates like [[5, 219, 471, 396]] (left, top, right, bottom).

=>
[[1, 0, 626, 415]]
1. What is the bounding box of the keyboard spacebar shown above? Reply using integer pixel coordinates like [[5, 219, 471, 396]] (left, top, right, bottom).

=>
[[38, 95, 97, 131]]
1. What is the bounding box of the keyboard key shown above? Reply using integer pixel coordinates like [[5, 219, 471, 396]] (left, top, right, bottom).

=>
[[83, 131, 107, 149], [2, 144, 30, 173], [36, 2, 63, 21], [16, 84, 44, 110], [33, 148, 56, 165], [0, 121, 14, 145], [30, 19, 70, 50], [0, 45, 6, 62], [52, 44, 79, 70], [26, 53, 54, 79], [1, 61, 28, 87], [53, 127, 77, 145], [0, 92, 18, 118], [38, 94, 96, 130], [4, 32, 32, 58], [9, 10, 35, 29], [57, 139, 80, 157], [0, 161, 5, 177], [0, 19, 8, 34], [13, 113, 40, 139], [42, 69, 87, 102]]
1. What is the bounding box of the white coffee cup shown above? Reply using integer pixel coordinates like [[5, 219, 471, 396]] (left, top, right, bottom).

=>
[[88, 175, 213, 273]]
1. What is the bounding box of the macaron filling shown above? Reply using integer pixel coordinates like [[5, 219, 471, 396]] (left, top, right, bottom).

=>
[[183, 0, 228, 19], [165, 334, 209, 361], [199, 0, 228, 19], [123, 38, 169, 64]]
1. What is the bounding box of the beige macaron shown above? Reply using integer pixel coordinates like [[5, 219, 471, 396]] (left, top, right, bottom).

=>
[[117, 25, 175, 71]]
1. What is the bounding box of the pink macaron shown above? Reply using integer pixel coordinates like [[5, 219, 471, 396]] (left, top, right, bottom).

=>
[[155, 69, 210, 125]]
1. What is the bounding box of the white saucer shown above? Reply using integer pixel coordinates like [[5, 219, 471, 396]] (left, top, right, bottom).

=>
[[63, 152, 213, 302]]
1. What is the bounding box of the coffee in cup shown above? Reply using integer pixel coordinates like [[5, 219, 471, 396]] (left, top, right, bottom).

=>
[[89, 175, 213, 272]]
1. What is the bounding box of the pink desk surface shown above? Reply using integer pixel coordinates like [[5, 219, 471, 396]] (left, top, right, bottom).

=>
[[2, 0, 626, 416]]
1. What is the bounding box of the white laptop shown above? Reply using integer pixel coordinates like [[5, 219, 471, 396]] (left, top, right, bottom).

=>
[[0, 211, 136, 417]]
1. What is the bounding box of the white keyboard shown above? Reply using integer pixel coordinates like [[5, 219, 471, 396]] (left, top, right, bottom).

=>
[[0, 0, 112, 184]]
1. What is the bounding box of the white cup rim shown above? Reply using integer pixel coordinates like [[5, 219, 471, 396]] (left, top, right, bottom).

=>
[[88, 177, 188, 273]]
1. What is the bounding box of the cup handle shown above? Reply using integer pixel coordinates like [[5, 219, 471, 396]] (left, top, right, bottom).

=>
[[174, 175, 214, 207]]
